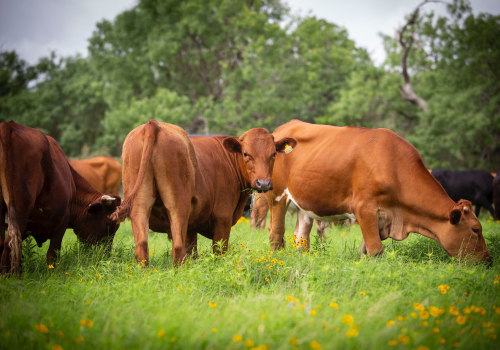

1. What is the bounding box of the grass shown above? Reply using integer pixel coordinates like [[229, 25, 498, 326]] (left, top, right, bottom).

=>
[[0, 214, 499, 350]]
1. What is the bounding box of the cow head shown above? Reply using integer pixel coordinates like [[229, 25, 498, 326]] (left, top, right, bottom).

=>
[[74, 195, 122, 247], [439, 200, 491, 264], [223, 128, 297, 192]]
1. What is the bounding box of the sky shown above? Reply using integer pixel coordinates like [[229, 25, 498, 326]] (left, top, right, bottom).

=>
[[1, 0, 499, 66]]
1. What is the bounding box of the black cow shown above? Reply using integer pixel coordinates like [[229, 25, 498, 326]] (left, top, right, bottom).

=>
[[431, 169, 494, 218], [493, 173, 500, 220]]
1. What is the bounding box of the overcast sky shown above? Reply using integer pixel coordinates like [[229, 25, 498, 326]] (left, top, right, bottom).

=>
[[1, 0, 499, 66]]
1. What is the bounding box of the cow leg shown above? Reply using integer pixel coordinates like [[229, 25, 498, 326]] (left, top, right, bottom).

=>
[[130, 193, 155, 265], [212, 217, 232, 254], [316, 220, 330, 240], [355, 203, 384, 257], [46, 230, 65, 265], [186, 231, 198, 259], [269, 195, 289, 250], [0, 200, 5, 259], [164, 205, 188, 266], [294, 211, 313, 250], [0, 233, 11, 273], [474, 195, 495, 218]]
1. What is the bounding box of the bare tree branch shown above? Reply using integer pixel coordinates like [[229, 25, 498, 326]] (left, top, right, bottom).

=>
[[397, 0, 448, 111]]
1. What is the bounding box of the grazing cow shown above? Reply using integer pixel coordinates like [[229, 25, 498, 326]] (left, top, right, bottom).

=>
[[493, 173, 500, 220], [431, 169, 495, 218], [70, 156, 122, 195], [112, 120, 296, 265], [268, 120, 491, 263], [0, 121, 121, 274]]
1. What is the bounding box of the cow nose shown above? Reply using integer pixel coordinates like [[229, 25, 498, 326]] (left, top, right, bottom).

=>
[[255, 179, 272, 192]]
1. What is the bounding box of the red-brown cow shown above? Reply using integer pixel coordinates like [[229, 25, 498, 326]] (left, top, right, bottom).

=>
[[0, 121, 121, 274], [268, 120, 491, 263], [70, 156, 122, 195], [112, 120, 296, 265]]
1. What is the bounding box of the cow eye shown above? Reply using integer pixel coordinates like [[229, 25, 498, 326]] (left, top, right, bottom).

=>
[[472, 227, 479, 234], [272, 152, 277, 158], [243, 152, 248, 157]]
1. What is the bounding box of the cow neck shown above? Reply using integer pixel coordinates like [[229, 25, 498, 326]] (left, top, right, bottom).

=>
[[218, 139, 249, 193], [68, 166, 101, 228]]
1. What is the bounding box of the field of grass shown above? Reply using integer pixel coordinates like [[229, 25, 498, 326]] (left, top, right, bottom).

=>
[[0, 214, 499, 350]]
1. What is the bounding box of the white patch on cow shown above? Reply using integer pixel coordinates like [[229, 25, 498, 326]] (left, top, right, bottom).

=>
[[283, 188, 356, 223]]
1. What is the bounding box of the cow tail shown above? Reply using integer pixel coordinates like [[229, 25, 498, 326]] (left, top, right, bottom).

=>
[[0, 122, 22, 273], [111, 120, 159, 223]]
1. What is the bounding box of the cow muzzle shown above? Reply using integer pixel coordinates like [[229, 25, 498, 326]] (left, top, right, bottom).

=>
[[254, 179, 273, 192]]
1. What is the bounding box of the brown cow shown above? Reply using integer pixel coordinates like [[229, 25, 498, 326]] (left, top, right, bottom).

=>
[[0, 121, 121, 274], [112, 120, 296, 265], [70, 156, 122, 195], [268, 120, 491, 263]]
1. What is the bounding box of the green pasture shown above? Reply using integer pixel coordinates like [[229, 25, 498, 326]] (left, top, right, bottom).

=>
[[0, 214, 499, 350]]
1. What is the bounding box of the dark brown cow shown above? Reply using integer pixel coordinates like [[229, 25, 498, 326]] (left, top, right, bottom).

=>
[[493, 173, 500, 220], [0, 121, 121, 274], [70, 156, 122, 195], [112, 120, 296, 265], [268, 120, 491, 263]]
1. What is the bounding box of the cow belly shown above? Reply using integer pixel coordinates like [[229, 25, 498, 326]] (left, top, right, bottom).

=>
[[149, 205, 170, 234], [279, 188, 355, 223]]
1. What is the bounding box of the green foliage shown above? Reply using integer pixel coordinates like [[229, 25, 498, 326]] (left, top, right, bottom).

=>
[[0, 0, 498, 169], [0, 216, 499, 349], [100, 88, 193, 154]]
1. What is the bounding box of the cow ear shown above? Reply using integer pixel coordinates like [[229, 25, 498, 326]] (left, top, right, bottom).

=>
[[88, 201, 103, 214], [223, 137, 242, 154], [450, 208, 462, 225], [275, 137, 297, 153]]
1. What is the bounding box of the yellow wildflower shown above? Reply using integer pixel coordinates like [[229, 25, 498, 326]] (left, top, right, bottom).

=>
[[388, 339, 398, 346], [52, 345, 63, 350], [309, 309, 317, 316], [456, 316, 467, 325], [329, 302, 338, 308], [429, 306, 444, 317], [209, 302, 217, 308], [341, 314, 354, 325], [309, 340, 322, 349], [439, 338, 446, 344], [48, 265, 54, 269], [245, 339, 254, 347], [398, 334, 410, 344], [211, 328, 217, 333], [386, 320, 395, 326], [56, 331, 64, 338], [414, 302, 425, 311], [35, 323, 48, 333], [432, 327, 440, 333], [346, 325, 359, 338], [359, 291, 366, 295], [79, 319, 93, 327], [289, 338, 298, 345], [420, 310, 429, 319], [75, 336, 84, 343], [233, 334, 243, 342], [157, 330, 165, 339], [417, 347, 429, 350]]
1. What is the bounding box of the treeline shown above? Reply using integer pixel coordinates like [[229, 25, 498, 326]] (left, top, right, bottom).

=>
[[1, 0, 499, 170]]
